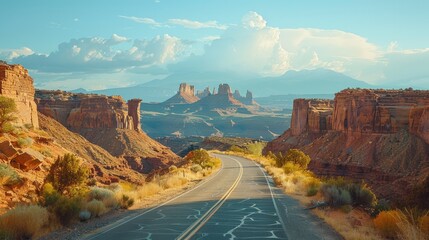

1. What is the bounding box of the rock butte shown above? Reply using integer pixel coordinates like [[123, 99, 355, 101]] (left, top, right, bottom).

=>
[[266, 88, 429, 201], [0, 63, 39, 129]]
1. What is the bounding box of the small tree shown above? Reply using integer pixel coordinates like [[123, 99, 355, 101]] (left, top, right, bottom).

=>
[[275, 149, 311, 169], [0, 96, 17, 133], [45, 154, 89, 196]]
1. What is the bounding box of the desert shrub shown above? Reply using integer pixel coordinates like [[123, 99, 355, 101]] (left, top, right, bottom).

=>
[[321, 177, 377, 208], [136, 182, 163, 199], [347, 182, 377, 208], [185, 149, 210, 165], [373, 210, 401, 238], [273, 149, 311, 169], [320, 185, 352, 207], [52, 196, 82, 226], [306, 186, 318, 197], [17, 137, 33, 148], [282, 162, 302, 174], [79, 210, 91, 222], [0, 96, 17, 133], [245, 142, 266, 156], [40, 149, 53, 157], [88, 187, 114, 201], [86, 199, 106, 217], [190, 164, 203, 173], [162, 175, 188, 189], [229, 145, 247, 154], [0, 205, 49, 239], [119, 194, 134, 209], [0, 163, 21, 186], [45, 153, 89, 196], [41, 183, 61, 207]]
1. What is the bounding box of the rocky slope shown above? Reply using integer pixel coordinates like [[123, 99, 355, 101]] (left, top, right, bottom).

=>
[[1, 64, 179, 213], [265, 89, 429, 202]]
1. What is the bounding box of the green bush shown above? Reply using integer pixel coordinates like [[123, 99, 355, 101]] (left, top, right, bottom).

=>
[[0, 163, 21, 186], [41, 183, 61, 207], [185, 149, 220, 170], [119, 194, 134, 209], [282, 162, 302, 174], [52, 196, 82, 226], [45, 153, 89, 196], [0, 96, 17, 133], [321, 177, 377, 209], [229, 145, 248, 154], [321, 185, 352, 206], [272, 149, 311, 169], [17, 137, 33, 148], [88, 187, 115, 201], [245, 142, 266, 156], [190, 164, 203, 173], [307, 186, 319, 197]]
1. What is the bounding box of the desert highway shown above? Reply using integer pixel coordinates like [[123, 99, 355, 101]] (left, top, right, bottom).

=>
[[85, 154, 341, 240]]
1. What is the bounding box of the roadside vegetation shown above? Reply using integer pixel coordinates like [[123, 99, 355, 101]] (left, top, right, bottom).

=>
[[0, 149, 221, 239], [222, 143, 429, 240]]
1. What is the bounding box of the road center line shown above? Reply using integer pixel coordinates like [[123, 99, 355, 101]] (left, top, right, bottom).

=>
[[177, 155, 243, 240], [84, 158, 225, 240]]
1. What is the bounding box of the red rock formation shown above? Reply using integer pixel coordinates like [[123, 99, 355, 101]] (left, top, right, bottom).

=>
[[127, 99, 142, 132], [290, 99, 333, 135], [164, 83, 200, 104], [265, 88, 429, 202], [36, 91, 140, 131], [36, 90, 181, 173], [0, 63, 39, 128]]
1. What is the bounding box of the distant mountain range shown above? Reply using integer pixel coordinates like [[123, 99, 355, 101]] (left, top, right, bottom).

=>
[[75, 69, 372, 103]]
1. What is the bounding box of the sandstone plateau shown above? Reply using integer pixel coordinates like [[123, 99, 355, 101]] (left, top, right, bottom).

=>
[[265, 89, 429, 202]]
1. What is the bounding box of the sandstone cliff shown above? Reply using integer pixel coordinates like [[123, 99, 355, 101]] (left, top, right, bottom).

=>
[[0, 63, 39, 128], [265, 89, 429, 201], [36, 90, 180, 173]]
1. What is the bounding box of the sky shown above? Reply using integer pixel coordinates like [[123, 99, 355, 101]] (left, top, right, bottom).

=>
[[1, 0, 428, 90]]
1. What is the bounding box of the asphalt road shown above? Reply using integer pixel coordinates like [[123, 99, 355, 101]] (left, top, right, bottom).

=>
[[85, 154, 341, 240]]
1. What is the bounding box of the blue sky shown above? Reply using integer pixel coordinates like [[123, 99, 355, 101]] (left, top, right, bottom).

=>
[[1, 0, 428, 90]]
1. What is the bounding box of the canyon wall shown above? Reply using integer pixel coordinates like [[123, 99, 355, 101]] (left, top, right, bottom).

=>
[[265, 88, 429, 201], [290, 99, 334, 135], [0, 63, 39, 128], [36, 90, 141, 131]]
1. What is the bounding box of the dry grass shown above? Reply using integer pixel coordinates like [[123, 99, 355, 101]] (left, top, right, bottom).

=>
[[0, 205, 49, 239], [85, 199, 106, 218], [314, 208, 381, 240]]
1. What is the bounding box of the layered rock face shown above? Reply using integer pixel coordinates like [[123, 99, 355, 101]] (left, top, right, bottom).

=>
[[0, 63, 39, 128], [36, 90, 180, 173], [265, 89, 429, 201], [36, 90, 140, 131], [290, 99, 334, 135], [332, 89, 429, 144], [164, 83, 199, 104]]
